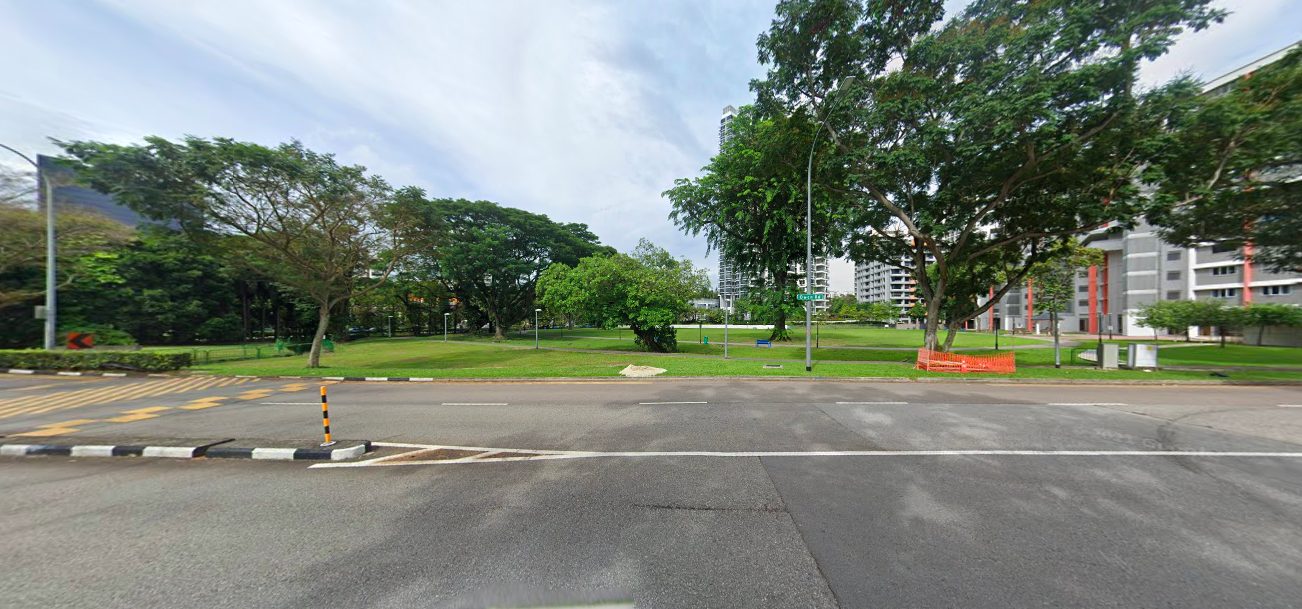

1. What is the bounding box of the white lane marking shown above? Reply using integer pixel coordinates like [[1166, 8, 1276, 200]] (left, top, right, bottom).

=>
[[260, 402, 318, 405], [836, 401, 908, 405], [1048, 402, 1128, 406], [1280, 404, 1302, 408], [638, 401, 707, 405], [310, 446, 1302, 468], [441, 402, 508, 406]]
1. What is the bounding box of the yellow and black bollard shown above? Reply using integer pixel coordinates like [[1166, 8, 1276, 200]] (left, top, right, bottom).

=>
[[320, 386, 336, 446]]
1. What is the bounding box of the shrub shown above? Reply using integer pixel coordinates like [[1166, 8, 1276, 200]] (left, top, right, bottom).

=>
[[57, 323, 136, 346], [0, 350, 192, 372]]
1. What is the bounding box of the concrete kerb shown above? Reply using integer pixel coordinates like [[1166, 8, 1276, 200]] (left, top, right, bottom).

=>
[[0, 437, 372, 462]]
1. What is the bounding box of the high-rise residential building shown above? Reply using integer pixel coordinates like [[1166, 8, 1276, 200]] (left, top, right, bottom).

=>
[[854, 252, 932, 322], [713, 104, 832, 312], [975, 44, 1301, 338], [715, 105, 748, 308]]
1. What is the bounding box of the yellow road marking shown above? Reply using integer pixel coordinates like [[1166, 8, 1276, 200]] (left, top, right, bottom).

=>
[[279, 383, 309, 392], [12, 427, 82, 437], [10, 418, 101, 436], [107, 407, 171, 423], [180, 396, 230, 410], [237, 389, 274, 400], [0, 376, 256, 420]]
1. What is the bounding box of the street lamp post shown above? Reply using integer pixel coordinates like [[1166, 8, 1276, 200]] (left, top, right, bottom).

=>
[[803, 76, 854, 373], [1, 144, 56, 350], [723, 304, 730, 360], [443, 312, 449, 342], [534, 308, 542, 349]]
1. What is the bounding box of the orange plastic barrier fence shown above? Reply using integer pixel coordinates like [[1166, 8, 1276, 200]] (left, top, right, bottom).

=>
[[915, 348, 1016, 374]]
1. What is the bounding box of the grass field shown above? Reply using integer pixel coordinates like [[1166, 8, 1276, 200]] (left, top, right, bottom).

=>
[[518, 326, 1043, 348], [192, 335, 1301, 382]]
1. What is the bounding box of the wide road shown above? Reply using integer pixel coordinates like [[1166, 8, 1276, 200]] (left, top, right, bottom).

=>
[[2, 374, 1301, 608]]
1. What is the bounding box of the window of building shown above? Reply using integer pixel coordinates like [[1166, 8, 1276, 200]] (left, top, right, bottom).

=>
[[1166, 251, 1181, 261], [1262, 285, 1293, 296], [1166, 271, 1180, 281], [1077, 285, 1088, 293], [1078, 271, 1088, 279], [1166, 291, 1181, 300], [1211, 243, 1236, 254], [1211, 266, 1238, 276], [1209, 288, 1238, 298], [1078, 299, 1089, 307]]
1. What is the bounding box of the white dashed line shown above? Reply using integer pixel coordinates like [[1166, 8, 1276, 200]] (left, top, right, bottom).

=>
[[1280, 404, 1302, 408], [638, 401, 707, 405], [835, 401, 908, 405], [441, 402, 508, 406], [1048, 402, 1128, 406]]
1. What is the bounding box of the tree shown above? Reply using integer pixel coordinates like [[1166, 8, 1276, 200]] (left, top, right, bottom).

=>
[[1145, 47, 1302, 272], [57, 227, 244, 344], [0, 164, 36, 206], [537, 240, 707, 352], [407, 198, 610, 340], [1137, 300, 1193, 340], [752, 0, 1224, 350], [60, 137, 414, 367], [0, 202, 130, 311], [1028, 243, 1105, 366], [665, 106, 842, 341], [1240, 304, 1302, 346]]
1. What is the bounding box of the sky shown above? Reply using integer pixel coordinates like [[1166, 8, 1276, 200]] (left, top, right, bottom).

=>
[[2, 1, 1299, 294]]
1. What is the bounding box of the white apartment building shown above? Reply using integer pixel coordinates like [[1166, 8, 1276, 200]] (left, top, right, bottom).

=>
[[976, 44, 1302, 337]]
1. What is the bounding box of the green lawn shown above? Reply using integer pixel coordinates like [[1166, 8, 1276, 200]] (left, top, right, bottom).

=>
[[507, 326, 1043, 348], [192, 337, 1300, 382]]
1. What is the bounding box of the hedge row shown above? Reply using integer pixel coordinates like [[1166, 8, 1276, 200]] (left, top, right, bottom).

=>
[[0, 350, 192, 372]]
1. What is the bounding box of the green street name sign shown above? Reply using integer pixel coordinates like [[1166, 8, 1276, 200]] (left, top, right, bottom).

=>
[[797, 292, 827, 302]]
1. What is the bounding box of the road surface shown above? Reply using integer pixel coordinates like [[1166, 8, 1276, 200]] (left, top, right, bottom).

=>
[[2, 374, 1300, 608]]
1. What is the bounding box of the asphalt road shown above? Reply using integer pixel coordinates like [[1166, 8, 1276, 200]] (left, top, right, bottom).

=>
[[2, 375, 1300, 608]]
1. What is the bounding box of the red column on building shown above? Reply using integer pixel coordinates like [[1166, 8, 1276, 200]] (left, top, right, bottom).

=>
[[1087, 265, 1099, 334], [1026, 279, 1034, 332], [1243, 243, 1254, 305], [988, 286, 995, 330]]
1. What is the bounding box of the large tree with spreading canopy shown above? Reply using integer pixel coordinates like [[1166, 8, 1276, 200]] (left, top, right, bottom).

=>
[[751, 0, 1224, 350]]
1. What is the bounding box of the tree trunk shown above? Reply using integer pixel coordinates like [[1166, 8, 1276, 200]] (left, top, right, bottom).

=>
[[1220, 326, 1226, 348], [771, 308, 788, 342], [922, 309, 942, 351], [307, 303, 330, 368], [941, 321, 961, 352]]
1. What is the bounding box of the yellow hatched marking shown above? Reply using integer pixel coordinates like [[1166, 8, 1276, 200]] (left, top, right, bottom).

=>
[[279, 383, 309, 392], [107, 406, 171, 423], [15, 379, 186, 417], [179, 396, 230, 411], [0, 376, 258, 420], [13, 427, 82, 437], [11, 418, 101, 436], [237, 389, 274, 400]]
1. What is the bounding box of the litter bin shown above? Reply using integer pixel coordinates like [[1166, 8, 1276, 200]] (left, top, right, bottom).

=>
[[1127, 343, 1158, 369]]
